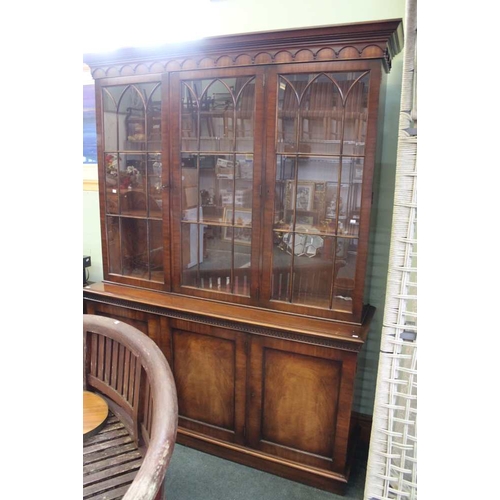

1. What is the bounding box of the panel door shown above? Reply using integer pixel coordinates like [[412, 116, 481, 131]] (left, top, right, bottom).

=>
[[261, 61, 382, 324], [97, 76, 167, 291], [247, 335, 358, 474], [169, 67, 265, 305], [170, 319, 247, 445]]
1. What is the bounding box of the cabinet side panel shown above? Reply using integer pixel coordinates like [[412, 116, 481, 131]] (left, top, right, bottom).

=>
[[262, 348, 341, 458], [85, 302, 150, 335]]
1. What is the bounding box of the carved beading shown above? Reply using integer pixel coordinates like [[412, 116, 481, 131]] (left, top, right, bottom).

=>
[[83, 292, 363, 352], [89, 43, 387, 79]]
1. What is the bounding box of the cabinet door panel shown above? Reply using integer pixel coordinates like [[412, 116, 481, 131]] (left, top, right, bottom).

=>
[[248, 335, 357, 473], [171, 320, 247, 443], [261, 349, 340, 458]]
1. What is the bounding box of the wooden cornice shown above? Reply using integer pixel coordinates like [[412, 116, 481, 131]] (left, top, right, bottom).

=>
[[84, 19, 403, 79]]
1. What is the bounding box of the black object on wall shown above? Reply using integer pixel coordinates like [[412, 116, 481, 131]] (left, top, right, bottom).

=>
[[84, 255, 91, 284]]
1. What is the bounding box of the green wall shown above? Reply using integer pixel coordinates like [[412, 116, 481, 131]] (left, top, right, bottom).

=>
[[83, 0, 406, 415], [83, 190, 103, 283], [355, 55, 404, 414]]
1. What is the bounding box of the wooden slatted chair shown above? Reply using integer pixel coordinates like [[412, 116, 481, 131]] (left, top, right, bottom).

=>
[[83, 314, 178, 500]]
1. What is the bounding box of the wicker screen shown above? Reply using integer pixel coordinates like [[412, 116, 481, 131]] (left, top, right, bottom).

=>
[[364, 1, 417, 499]]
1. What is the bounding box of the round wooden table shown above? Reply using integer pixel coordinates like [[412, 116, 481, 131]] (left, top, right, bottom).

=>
[[83, 390, 109, 439]]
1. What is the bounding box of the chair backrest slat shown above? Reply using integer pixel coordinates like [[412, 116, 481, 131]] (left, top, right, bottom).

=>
[[83, 314, 178, 500], [110, 339, 119, 390]]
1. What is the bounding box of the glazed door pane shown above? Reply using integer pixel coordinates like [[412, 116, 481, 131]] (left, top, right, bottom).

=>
[[102, 81, 164, 284], [271, 71, 370, 312], [179, 76, 256, 296]]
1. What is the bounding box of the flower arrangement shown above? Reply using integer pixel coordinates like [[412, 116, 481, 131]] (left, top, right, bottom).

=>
[[105, 155, 142, 189], [106, 154, 118, 177], [120, 165, 141, 189], [105, 154, 118, 186]]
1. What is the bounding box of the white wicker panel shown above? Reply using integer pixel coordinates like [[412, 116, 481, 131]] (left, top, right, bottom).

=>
[[364, 0, 417, 499]]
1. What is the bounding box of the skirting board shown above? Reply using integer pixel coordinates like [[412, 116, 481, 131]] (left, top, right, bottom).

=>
[[176, 412, 372, 494]]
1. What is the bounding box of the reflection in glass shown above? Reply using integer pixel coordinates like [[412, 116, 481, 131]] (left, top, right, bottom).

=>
[[181, 153, 199, 218], [107, 216, 120, 274], [103, 87, 121, 152], [271, 231, 293, 302], [148, 154, 163, 216], [119, 153, 147, 216], [181, 83, 198, 151], [121, 86, 146, 150], [272, 221, 357, 312], [272, 231, 333, 308], [340, 157, 363, 237], [271, 231, 357, 313], [121, 218, 148, 278], [274, 156, 296, 230], [205, 224, 233, 292], [331, 237, 357, 314], [147, 85, 162, 149], [181, 221, 205, 278], [342, 73, 369, 155], [181, 77, 255, 153], [102, 82, 162, 153], [105, 153, 119, 214], [301, 77, 337, 144], [292, 233, 332, 308], [112, 218, 164, 281], [275, 156, 364, 236], [277, 72, 369, 156], [149, 219, 164, 282], [235, 81, 255, 152], [181, 223, 251, 296]]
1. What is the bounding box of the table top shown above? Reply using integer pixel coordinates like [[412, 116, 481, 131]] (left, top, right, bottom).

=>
[[83, 390, 109, 439]]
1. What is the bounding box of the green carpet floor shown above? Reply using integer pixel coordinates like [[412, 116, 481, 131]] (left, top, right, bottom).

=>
[[164, 444, 368, 500]]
